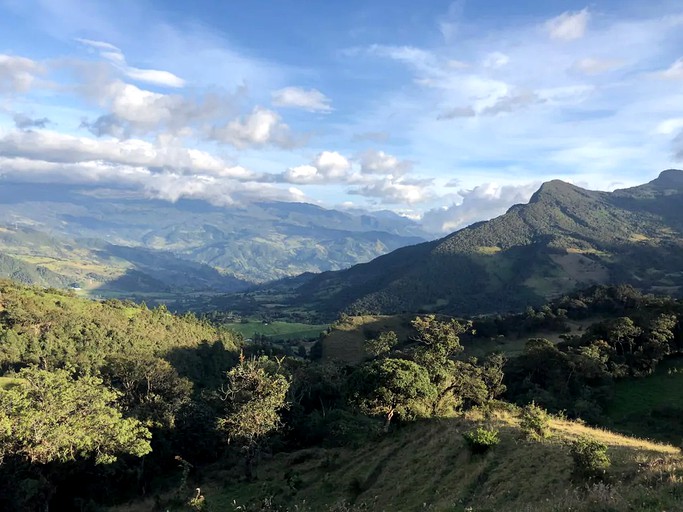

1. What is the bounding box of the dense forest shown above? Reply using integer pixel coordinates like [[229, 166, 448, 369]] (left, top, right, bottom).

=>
[[1, 280, 682, 510]]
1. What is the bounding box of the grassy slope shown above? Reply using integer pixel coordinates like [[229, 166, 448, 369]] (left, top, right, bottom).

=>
[[319, 314, 595, 363], [606, 358, 683, 444], [113, 410, 683, 512]]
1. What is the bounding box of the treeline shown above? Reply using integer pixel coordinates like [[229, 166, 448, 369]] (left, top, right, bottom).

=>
[[502, 286, 683, 421]]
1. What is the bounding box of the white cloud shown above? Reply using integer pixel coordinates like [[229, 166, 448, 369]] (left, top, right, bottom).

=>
[[421, 182, 539, 233], [281, 151, 351, 184], [77, 38, 186, 88], [349, 178, 431, 205], [0, 54, 43, 93], [0, 129, 257, 180], [358, 149, 412, 176], [545, 9, 590, 41], [272, 86, 332, 112], [210, 107, 297, 149], [659, 58, 683, 80], [656, 118, 683, 135]]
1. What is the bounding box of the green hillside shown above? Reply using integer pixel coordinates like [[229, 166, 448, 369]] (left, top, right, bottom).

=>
[[233, 170, 683, 321], [113, 410, 683, 512]]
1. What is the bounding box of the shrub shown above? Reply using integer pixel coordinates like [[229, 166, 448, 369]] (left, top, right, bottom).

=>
[[570, 436, 611, 479], [463, 427, 500, 454], [520, 402, 551, 441]]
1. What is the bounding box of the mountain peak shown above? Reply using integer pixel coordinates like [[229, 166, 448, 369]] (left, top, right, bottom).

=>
[[528, 179, 587, 204], [653, 169, 683, 187]]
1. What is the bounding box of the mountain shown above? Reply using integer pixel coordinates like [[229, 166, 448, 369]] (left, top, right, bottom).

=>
[[235, 170, 683, 319], [0, 182, 428, 296]]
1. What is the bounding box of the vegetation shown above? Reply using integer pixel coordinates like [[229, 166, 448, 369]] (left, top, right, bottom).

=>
[[2, 249, 683, 510], [569, 436, 612, 480], [224, 170, 683, 321], [520, 402, 552, 441], [463, 426, 500, 454]]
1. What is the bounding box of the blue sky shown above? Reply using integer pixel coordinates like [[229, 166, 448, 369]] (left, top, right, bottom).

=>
[[1, 0, 682, 233]]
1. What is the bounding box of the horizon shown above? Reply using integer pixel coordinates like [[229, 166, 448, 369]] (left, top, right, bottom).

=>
[[2, 0, 683, 233]]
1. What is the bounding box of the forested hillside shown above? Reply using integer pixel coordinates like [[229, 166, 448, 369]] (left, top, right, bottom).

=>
[[233, 170, 683, 320], [2, 281, 682, 511]]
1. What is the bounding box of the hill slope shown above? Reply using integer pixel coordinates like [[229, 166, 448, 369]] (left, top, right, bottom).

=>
[[116, 410, 683, 511], [265, 170, 683, 319]]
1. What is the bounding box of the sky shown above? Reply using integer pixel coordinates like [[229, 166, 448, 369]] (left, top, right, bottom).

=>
[[1, 0, 683, 234]]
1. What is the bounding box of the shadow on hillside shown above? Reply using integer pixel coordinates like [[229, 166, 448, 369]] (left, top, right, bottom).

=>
[[165, 339, 239, 391]]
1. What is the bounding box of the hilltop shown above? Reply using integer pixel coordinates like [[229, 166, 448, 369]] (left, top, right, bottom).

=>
[[223, 170, 683, 320]]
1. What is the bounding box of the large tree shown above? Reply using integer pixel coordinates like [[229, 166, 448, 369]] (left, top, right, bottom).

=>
[[217, 355, 289, 479], [0, 367, 151, 509], [348, 358, 436, 431]]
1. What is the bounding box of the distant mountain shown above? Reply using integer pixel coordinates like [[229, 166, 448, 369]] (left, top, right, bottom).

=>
[[236, 170, 683, 319], [0, 182, 428, 296]]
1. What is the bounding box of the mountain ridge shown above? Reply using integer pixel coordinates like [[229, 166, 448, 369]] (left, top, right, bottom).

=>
[[217, 170, 683, 320]]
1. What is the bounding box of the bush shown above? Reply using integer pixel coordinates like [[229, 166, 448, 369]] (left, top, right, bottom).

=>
[[520, 402, 551, 441], [463, 427, 500, 454], [570, 436, 611, 479]]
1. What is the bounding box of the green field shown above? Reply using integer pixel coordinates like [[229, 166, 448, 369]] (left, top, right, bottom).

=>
[[605, 357, 683, 443], [224, 320, 328, 341]]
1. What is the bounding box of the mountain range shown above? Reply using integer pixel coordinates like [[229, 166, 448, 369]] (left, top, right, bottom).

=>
[[215, 170, 683, 320], [0, 182, 427, 299]]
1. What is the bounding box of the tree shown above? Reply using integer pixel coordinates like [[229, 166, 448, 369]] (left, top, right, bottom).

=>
[[0, 367, 151, 507], [348, 358, 436, 431], [101, 355, 193, 429], [217, 355, 289, 479], [365, 330, 399, 358], [0, 367, 151, 466]]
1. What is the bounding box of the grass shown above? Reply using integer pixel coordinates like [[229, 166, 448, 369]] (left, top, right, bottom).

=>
[[224, 320, 328, 341], [321, 314, 416, 363], [604, 357, 683, 443], [110, 409, 683, 512], [0, 376, 23, 390]]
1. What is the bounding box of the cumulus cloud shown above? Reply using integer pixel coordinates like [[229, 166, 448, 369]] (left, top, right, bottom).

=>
[[349, 178, 431, 205], [77, 78, 242, 137], [210, 107, 298, 149], [358, 149, 412, 176], [0, 54, 43, 93], [77, 38, 185, 88], [421, 182, 539, 234], [272, 86, 332, 112], [545, 9, 590, 41], [281, 151, 351, 184], [13, 113, 51, 130], [0, 129, 257, 180]]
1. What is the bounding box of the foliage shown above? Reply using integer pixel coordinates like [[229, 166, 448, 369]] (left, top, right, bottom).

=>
[[348, 358, 436, 429], [364, 330, 398, 357], [462, 427, 500, 454], [218, 356, 290, 447], [569, 436, 611, 480], [217, 355, 290, 478], [520, 402, 551, 441], [0, 367, 151, 465]]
